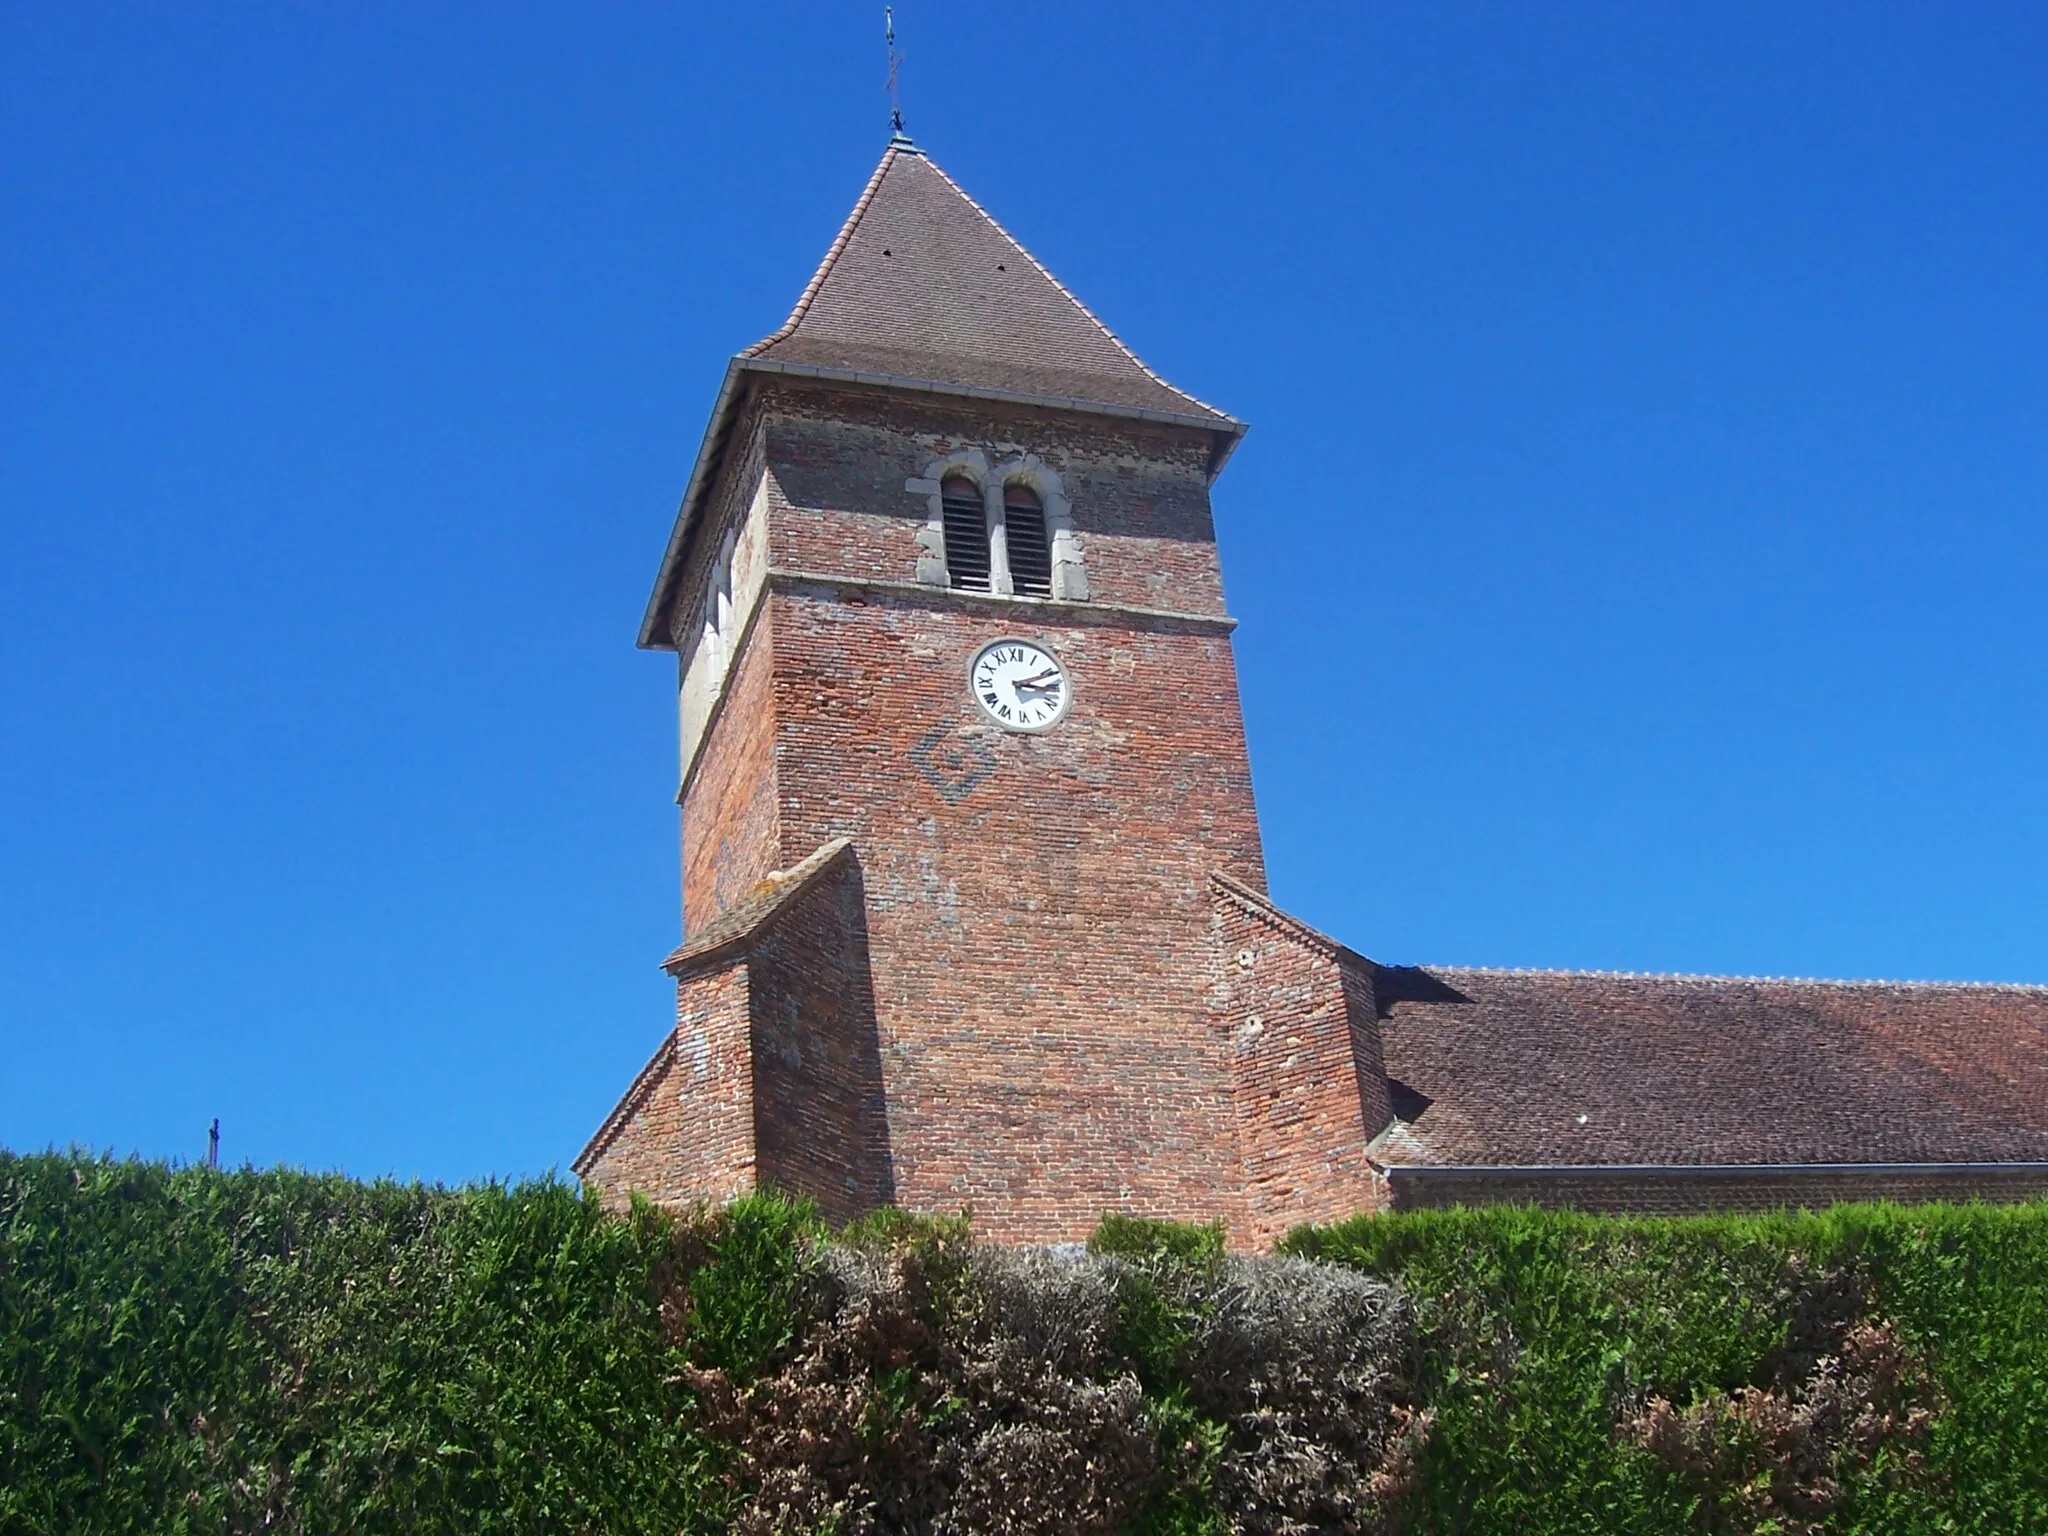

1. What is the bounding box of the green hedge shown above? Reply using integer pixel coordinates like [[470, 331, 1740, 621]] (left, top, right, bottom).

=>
[[1287, 1201, 2048, 1533], [5, 1150, 2046, 1533], [0, 1153, 726, 1534]]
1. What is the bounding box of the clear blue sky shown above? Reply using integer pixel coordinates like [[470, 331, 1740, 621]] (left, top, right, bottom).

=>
[[4, 4, 2043, 1183]]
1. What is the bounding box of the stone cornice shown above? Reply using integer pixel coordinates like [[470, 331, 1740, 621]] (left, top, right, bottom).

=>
[[766, 568, 1237, 635]]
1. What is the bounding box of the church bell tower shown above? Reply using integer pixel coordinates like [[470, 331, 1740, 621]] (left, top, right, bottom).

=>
[[575, 138, 1397, 1246]]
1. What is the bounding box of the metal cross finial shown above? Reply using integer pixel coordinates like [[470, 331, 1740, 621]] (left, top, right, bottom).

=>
[[885, 7, 905, 135]]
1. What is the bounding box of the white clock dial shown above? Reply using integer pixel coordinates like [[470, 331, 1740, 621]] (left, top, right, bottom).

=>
[[968, 638, 1072, 732]]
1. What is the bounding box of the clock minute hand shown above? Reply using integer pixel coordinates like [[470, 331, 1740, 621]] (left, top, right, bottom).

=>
[[1015, 668, 1061, 688]]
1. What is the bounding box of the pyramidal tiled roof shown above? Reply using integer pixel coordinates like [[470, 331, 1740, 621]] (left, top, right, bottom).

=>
[[639, 138, 1241, 649], [744, 139, 1234, 426]]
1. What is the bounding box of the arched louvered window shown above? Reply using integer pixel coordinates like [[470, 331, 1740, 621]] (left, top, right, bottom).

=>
[[1003, 483, 1052, 598], [941, 475, 990, 592], [700, 526, 737, 677]]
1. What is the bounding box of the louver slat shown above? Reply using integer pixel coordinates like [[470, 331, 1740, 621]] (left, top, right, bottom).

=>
[[1004, 486, 1053, 598], [942, 482, 991, 592]]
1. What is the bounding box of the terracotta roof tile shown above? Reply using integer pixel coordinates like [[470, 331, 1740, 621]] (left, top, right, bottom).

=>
[[660, 837, 854, 975], [746, 143, 1233, 425], [1373, 967, 2048, 1167]]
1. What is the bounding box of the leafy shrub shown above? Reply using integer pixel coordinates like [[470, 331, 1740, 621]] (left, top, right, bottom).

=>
[[1288, 1201, 2048, 1535], [678, 1213, 1419, 1535], [681, 1224, 1159, 1535], [1090, 1213, 1228, 1271], [1621, 1316, 1938, 1534], [670, 1189, 831, 1383], [1186, 1256, 1425, 1531], [9, 1151, 2042, 1535], [0, 1152, 724, 1535]]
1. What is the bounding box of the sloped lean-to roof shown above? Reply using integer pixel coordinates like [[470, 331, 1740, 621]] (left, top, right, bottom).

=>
[[658, 837, 855, 977], [1370, 966, 2048, 1168], [638, 137, 1245, 650], [571, 837, 856, 1180]]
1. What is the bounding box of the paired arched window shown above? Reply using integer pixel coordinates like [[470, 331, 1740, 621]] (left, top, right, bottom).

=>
[[940, 475, 1053, 598]]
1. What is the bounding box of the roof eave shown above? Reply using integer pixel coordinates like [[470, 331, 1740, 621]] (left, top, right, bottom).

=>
[[1379, 1160, 2048, 1176], [747, 355, 1245, 437], [636, 358, 746, 652], [636, 356, 1249, 652]]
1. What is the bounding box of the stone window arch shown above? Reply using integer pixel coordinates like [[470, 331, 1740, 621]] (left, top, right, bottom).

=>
[[1001, 482, 1052, 598], [907, 450, 1088, 601], [908, 448, 991, 590], [941, 472, 992, 592], [701, 524, 738, 677], [990, 454, 1087, 601]]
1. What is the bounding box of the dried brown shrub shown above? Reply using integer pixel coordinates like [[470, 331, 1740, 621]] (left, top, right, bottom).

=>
[[1171, 1254, 1425, 1535], [685, 1238, 1157, 1535], [1619, 1260, 1940, 1534], [679, 1230, 1420, 1535]]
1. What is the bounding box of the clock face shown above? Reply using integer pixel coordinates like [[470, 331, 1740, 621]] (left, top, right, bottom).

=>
[[968, 638, 1072, 732]]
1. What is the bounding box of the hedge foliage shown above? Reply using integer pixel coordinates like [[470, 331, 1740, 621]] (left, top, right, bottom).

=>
[[0, 1152, 727, 1534], [5, 1150, 2046, 1533], [1287, 1200, 2048, 1533]]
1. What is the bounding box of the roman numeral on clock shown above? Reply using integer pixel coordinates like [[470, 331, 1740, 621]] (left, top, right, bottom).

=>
[[968, 639, 1068, 731]]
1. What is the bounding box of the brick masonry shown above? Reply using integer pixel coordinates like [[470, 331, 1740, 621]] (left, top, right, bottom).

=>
[[748, 846, 894, 1225], [680, 597, 781, 937], [1210, 875, 1396, 1247], [581, 959, 754, 1211], [771, 592, 1262, 1241], [760, 382, 1229, 617], [578, 298, 2048, 1243], [576, 376, 1334, 1246]]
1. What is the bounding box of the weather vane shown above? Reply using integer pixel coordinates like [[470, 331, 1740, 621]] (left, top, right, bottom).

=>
[[885, 7, 905, 136]]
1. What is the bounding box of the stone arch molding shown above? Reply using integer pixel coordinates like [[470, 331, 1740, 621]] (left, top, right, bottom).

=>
[[906, 448, 989, 588], [904, 449, 1089, 601], [991, 453, 1088, 601]]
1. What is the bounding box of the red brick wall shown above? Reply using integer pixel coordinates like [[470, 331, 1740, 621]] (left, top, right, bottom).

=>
[[759, 381, 1229, 617], [763, 578, 1263, 1244], [749, 848, 895, 1225], [580, 959, 756, 1209], [1211, 883, 1394, 1246], [680, 604, 782, 936], [1340, 956, 1396, 1143], [620, 379, 1310, 1245]]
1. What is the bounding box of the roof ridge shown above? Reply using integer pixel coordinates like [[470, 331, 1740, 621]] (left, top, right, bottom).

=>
[[912, 151, 1233, 423], [1420, 963, 2048, 994], [743, 145, 907, 359]]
